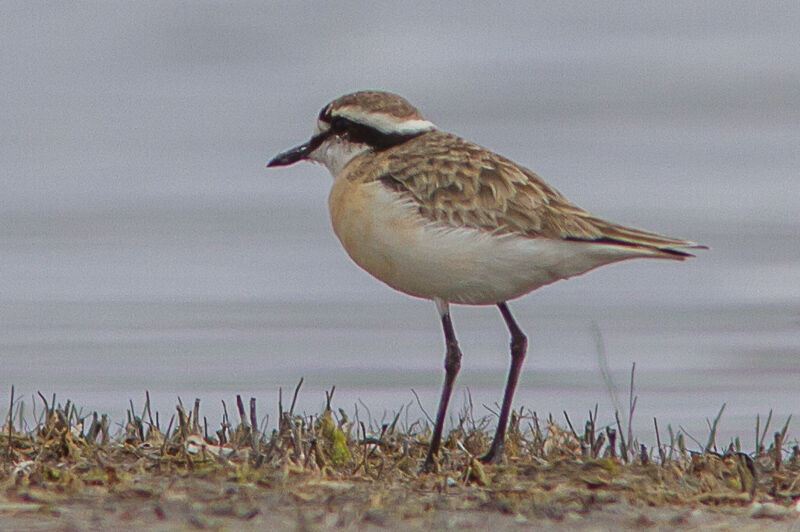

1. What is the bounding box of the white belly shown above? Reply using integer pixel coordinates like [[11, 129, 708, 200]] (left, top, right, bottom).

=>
[[328, 179, 648, 305]]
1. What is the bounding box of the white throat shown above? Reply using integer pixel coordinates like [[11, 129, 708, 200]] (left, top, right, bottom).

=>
[[309, 137, 371, 177]]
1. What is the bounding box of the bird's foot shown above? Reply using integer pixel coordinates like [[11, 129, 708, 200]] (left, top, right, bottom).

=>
[[420, 453, 439, 474], [478, 443, 505, 465]]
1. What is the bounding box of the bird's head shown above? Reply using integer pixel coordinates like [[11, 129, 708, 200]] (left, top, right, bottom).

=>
[[268, 91, 436, 176]]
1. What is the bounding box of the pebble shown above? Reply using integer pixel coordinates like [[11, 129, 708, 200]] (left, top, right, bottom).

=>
[[749, 501, 790, 520]]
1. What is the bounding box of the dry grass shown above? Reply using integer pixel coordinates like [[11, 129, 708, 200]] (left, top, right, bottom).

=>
[[1, 382, 799, 530]]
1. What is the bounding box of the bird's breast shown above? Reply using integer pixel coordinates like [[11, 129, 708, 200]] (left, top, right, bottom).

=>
[[328, 178, 414, 287]]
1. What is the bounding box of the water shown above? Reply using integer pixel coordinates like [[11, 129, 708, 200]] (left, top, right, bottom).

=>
[[1, 2, 798, 449]]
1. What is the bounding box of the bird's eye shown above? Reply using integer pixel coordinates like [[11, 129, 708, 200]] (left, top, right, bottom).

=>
[[331, 117, 347, 133]]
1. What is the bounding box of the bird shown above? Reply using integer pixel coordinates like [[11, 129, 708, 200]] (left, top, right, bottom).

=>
[[267, 90, 704, 470]]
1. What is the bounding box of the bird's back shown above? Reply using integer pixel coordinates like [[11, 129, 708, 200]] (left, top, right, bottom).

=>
[[347, 130, 703, 259]]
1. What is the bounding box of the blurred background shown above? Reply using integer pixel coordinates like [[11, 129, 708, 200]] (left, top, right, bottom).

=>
[[2, 2, 798, 447]]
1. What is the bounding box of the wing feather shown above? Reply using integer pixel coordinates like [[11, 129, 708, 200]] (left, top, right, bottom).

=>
[[359, 131, 704, 257]]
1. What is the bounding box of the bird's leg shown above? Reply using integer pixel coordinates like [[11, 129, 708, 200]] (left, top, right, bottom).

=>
[[480, 301, 528, 464], [423, 300, 462, 472]]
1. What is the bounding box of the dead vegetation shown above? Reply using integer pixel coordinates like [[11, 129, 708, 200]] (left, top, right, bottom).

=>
[[0, 380, 799, 530]]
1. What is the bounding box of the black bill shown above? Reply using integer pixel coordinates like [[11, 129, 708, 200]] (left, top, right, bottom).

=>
[[267, 134, 326, 167]]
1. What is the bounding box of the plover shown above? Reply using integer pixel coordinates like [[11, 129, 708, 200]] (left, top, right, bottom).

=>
[[268, 90, 704, 469]]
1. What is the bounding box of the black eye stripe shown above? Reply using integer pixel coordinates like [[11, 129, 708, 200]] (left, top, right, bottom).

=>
[[327, 116, 425, 151]]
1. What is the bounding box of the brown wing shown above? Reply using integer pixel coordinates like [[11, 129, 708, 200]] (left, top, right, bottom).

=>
[[368, 131, 703, 257]]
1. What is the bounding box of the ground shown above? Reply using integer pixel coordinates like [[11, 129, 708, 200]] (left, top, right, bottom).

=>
[[1, 392, 798, 530]]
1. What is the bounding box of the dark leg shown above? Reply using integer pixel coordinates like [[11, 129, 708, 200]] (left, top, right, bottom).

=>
[[423, 301, 462, 472], [480, 301, 528, 464]]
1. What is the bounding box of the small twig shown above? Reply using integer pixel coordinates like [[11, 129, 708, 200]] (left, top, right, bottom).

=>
[[249, 397, 259, 452], [615, 411, 628, 463], [100, 414, 109, 445], [221, 400, 230, 440], [592, 431, 606, 458], [410, 389, 433, 425], [289, 378, 304, 416], [192, 398, 201, 433], [704, 403, 726, 453], [592, 322, 621, 414], [161, 415, 175, 456], [358, 399, 374, 430], [249, 397, 258, 435], [482, 403, 500, 418], [387, 406, 403, 436], [145, 391, 155, 428], [325, 386, 336, 411], [134, 399, 145, 441], [37, 391, 50, 419], [756, 410, 773, 457], [532, 411, 542, 446], [667, 425, 676, 461], [360, 422, 369, 475], [17, 400, 26, 433], [778, 415, 792, 449], [584, 419, 594, 452], [773, 431, 784, 472], [654, 417, 666, 463], [176, 405, 189, 440], [627, 363, 637, 458], [563, 411, 579, 441], [236, 395, 249, 428], [678, 426, 703, 449], [6, 386, 14, 459], [86, 412, 100, 444], [606, 427, 617, 458]]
